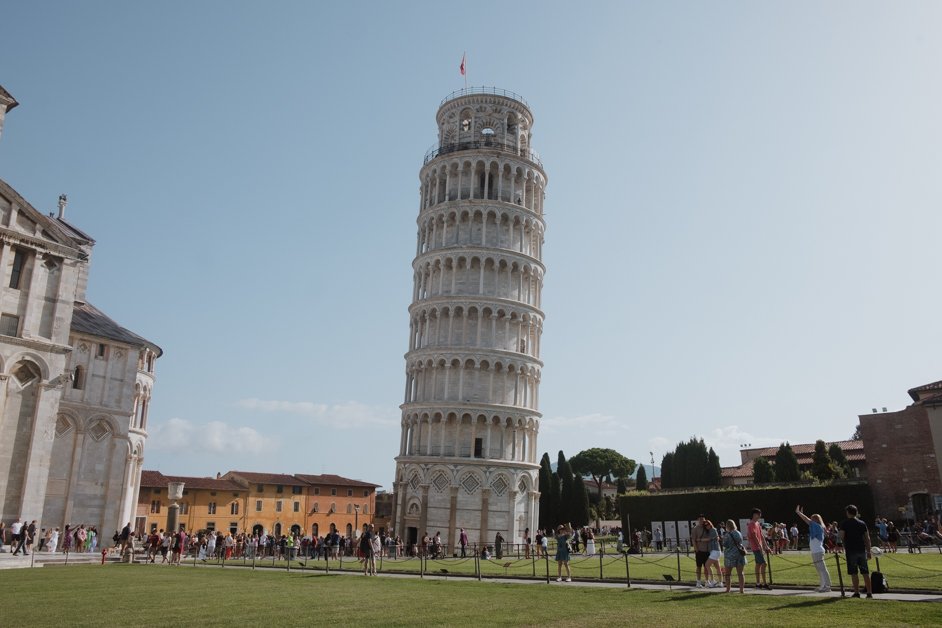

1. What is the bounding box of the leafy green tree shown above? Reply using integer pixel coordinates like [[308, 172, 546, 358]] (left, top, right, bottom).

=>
[[753, 457, 774, 484], [705, 447, 722, 486], [828, 443, 850, 477], [773, 442, 801, 482], [634, 465, 648, 491], [570, 448, 636, 500], [851, 424, 862, 440], [550, 473, 561, 527], [573, 474, 591, 527]]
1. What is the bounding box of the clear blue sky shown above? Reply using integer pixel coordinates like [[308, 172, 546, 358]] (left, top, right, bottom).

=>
[[2, 1, 940, 488]]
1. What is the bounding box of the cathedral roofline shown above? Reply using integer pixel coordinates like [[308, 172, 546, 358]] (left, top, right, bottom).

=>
[[0, 85, 17, 111], [70, 301, 163, 357]]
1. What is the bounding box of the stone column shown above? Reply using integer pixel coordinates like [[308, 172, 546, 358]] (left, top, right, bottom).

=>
[[418, 485, 430, 538], [479, 488, 490, 550], [447, 486, 458, 555]]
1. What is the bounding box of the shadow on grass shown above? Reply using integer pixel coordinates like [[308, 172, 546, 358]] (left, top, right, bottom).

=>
[[767, 597, 843, 610], [654, 592, 715, 602]]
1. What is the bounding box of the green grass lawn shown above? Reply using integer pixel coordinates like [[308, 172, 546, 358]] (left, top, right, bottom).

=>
[[181, 549, 942, 592], [2, 564, 940, 627]]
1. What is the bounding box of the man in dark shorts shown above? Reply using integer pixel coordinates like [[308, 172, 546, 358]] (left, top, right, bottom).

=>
[[691, 514, 711, 588], [746, 508, 771, 589], [839, 504, 873, 598]]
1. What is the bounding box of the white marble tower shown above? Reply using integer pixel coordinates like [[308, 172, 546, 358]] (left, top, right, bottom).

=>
[[393, 88, 548, 552]]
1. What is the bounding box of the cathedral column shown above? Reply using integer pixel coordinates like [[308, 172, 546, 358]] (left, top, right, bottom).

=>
[[447, 486, 458, 552], [479, 488, 490, 549]]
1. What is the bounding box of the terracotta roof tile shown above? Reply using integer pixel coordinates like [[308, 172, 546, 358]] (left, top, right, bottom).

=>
[[139, 470, 244, 491], [294, 474, 380, 488], [225, 471, 308, 486]]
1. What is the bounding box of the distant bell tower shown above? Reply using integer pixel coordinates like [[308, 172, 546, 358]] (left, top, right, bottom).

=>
[[393, 87, 548, 551]]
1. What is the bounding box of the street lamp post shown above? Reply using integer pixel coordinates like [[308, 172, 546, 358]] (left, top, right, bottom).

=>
[[354, 504, 360, 539]]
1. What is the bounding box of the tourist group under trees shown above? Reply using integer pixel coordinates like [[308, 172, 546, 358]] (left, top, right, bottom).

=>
[[538, 448, 636, 530]]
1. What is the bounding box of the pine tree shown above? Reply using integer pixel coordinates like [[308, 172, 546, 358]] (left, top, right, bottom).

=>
[[616, 477, 628, 494], [773, 442, 801, 482], [634, 465, 648, 491], [753, 456, 774, 484]]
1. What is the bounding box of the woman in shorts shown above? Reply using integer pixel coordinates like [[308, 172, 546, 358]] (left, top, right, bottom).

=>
[[722, 519, 747, 593], [704, 519, 722, 587]]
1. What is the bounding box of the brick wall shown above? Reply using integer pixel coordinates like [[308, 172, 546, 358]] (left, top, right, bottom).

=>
[[860, 405, 942, 519]]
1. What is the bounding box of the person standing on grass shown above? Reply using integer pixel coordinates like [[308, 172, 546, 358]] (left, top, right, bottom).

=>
[[494, 531, 504, 560], [790, 522, 800, 550], [722, 519, 747, 593], [654, 526, 663, 551], [746, 508, 771, 590], [795, 505, 831, 592], [839, 504, 873, 598], [360, 524, 376, 576], [459, 528, 469, 558], [691, 514, 711, 588], [703, 519, 722, 588], [555, 522, 573, 582], [48, 527, 59, 553]]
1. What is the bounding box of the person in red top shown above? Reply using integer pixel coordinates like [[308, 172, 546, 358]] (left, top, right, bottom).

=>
[[746, 508, 771, 590]]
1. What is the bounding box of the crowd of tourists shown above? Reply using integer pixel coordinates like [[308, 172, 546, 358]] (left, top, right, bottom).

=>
[[0, 519, 111, 555]]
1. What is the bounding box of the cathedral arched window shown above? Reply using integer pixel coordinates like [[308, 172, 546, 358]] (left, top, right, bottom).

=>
[[72, 365, 85, 390]]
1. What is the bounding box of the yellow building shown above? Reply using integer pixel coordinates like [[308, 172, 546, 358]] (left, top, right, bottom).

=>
[[137, 470, 381, 539], [136, 471, 248, 535]]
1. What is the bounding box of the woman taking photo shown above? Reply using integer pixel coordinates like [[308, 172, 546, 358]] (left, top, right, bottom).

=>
[[795, 505, 831, 592]]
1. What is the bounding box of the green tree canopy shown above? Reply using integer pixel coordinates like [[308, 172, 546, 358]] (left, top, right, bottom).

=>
[[634, 465, 648, 491], [660, 452, 675, 489], [753, 456, 774, 484], [570, 448, 637, 499], [773, 442, 801, 482]]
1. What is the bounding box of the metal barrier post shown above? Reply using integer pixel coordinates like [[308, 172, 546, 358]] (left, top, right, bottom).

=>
[[532, 552, 536, 577], [325, 546, 330, 574], [624, 552, 631, 588], [545, 551, 550, 584], [766, 551, 772, 585], [476, 552, 482, 581], [599, 551, 603, 580], [834, 553, 845, 597], [676, 547, 682, 582], [420, 553, 424, 578]]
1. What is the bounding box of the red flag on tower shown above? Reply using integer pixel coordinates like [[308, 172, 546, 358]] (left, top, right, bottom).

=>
[[460, 53, 466, 76]]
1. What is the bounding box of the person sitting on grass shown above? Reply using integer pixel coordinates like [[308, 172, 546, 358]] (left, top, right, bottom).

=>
[[555, 522, 573, 583]]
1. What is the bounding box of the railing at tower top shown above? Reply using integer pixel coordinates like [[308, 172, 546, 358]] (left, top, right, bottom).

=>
[[440, 86, 530, 109], [423, 139, 543, 167]]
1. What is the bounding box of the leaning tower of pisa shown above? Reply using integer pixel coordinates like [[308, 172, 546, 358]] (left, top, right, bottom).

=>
[[393, 88, 548, 552]]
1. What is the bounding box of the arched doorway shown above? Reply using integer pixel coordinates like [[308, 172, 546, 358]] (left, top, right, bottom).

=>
[[345, 523, 353, 538], [912, 493, 932, 520], [290, 524, 301, 537], [252, 524, 264, 537], [274, 523, 282, 537], [311, 523, 319, 537]]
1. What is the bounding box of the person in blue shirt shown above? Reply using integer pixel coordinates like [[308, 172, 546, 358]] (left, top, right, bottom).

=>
[[796, 505, 831, 592], [555, 523, 573, 582]]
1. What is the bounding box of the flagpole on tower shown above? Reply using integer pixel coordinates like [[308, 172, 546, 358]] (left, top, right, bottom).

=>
[[460, 52, 467, 89]]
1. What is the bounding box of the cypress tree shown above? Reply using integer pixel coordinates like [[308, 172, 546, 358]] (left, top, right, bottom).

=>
[[773, 442, 801, 482], [706, 447, 722, 486], [538, 453, 554, 529], [573, 474, 591, 527], [557, 451, 575, 524], [753, 457, 774, 484], [634, 464, 648, 491], [828, 443, 850, 477], [660, 452, 674, 489]]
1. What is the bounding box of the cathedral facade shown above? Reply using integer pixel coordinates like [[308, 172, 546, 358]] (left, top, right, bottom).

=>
[[0, 85, 160, 537], [392, 88, 547, 551]]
